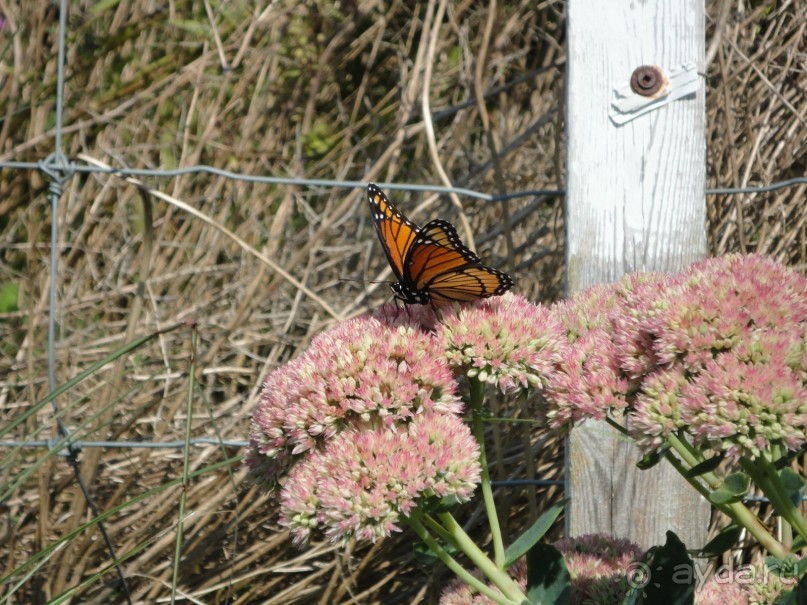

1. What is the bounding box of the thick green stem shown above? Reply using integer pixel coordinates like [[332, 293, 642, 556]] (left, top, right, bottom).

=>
[[469, 377, 506, 568], [661, 449, 719, 503], [743, 456, 807, 545], [665, 434, 789, 558], [604, 415, 630, 436], [665, 433, 724, 490], [405, 513, 521, 605], [421, 512, 457, 545], [437, 512, 528, 603]]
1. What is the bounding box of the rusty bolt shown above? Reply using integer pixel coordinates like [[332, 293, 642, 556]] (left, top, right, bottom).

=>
[[630, 66, 666, 96]]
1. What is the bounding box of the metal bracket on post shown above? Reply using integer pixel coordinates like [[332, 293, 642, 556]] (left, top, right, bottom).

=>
[[609, 62, 700, 125]]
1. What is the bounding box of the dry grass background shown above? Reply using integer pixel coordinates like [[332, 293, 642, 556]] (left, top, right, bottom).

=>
[[0, 0, 804, 603]]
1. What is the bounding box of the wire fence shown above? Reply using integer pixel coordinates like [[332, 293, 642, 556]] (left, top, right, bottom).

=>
[[2, 2, 806, 601], [1, 0, 804, 488], [4, 158, 806, 458], [5, 159, 807, 198]]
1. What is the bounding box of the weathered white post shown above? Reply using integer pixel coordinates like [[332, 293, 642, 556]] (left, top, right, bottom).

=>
[[565, 0, 710, 550]]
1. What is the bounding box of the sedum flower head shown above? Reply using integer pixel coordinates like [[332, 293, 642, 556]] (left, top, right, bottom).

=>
[[611, 272, 680, 380], [623, 256, 807, 459], [439, 561, 528, 605], [745, 558, 799, 604], [544, 280, 636, 430], [698, 559, 798, 605], [438, 583, 482, 605], [555, 281, 622, 338], [629, 367, 689, 452], [279, 412, 480, 545], [438, 293, 569, 394], [248, 314, 461, 483], [440, 534, 642, 605], [545, 327, 629, 429], [649, 254, 807, 372], [696, 576, 749, 605], [555, 534, 644, 605], [543, 254, 807, 462], [678, 346, 807, 459]]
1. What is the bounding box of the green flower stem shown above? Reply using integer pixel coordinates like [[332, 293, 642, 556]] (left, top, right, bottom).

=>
[[665, 433, 789, 559], [604, 420, 766, 544], [469, 377, 506, 568], [665, 433, 722, 489], [743, 456, 807, 545], [761, 457, 807, 542], [661, 449, 718, 502], [437, 511, 528, 604], [421, 512, 458, 545], [406, 513, 521, 605], [660, 445, 783, 555], [604, 415, 630, 436]]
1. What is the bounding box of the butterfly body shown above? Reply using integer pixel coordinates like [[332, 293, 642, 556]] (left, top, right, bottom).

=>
[[368, 183, 513, 305]]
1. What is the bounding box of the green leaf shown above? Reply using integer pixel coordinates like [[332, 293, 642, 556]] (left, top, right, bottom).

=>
[[0, 281, 19, 313], [723, 472, 749, 495], [419, 494, 463, 514], [798, 556, 807, 579], [690, 524, 742, 558], [623, 531, 695, 605], [708, 489, 741, 505], [636, 443, 671, 470], [525, 543, 570, 605], [413, 539, 457, 566], [779, 468, 806, 507], [765, 554, 805, 579], [708, 473, 749, 505], [685, 454, 723, 478], [504, 499, 567, 569]]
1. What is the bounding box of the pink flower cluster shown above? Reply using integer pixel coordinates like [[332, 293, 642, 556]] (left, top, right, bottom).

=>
[[555, 533, 644, 603], [697, 559, 799, 605], [439, 534, 642, 605], [249, 314, 462, 481], [248, 307, 482, 544], [544, 254, 807, 460], [546, 282, 631, 426], [280, 412, 480, 545], [439, 559, 528, 605], [248, 294, 571, 544], [438, 293, 569, 394]]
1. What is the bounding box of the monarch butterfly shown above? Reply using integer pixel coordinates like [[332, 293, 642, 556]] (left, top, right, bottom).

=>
[[367, 183, 514, 305]]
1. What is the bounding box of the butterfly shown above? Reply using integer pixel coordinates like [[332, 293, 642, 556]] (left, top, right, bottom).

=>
[[367, 183, 514, 305]]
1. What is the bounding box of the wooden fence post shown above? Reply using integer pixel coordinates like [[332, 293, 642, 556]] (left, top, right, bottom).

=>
[[565, 0, 711, 550]]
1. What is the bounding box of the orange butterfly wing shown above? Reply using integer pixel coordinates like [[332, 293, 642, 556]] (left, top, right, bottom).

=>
[[367, 183, 418, 282], [409, 220, 513, 302], [368, 183, 513, 304]]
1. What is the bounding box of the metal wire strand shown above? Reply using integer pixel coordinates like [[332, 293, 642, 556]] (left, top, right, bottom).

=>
[[36, 0, 133, 601], [1, 159, 805, 199]]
